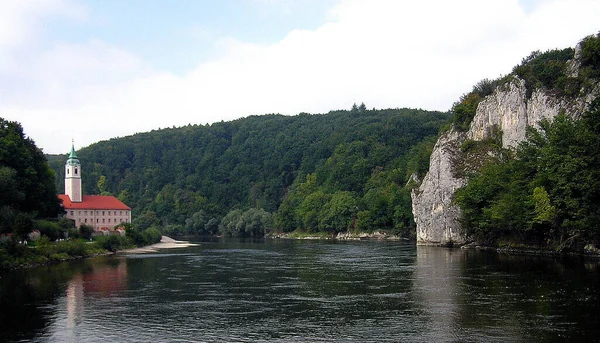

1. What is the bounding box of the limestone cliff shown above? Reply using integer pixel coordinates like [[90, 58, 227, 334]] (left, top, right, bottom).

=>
[[412, 48, 598, 246]]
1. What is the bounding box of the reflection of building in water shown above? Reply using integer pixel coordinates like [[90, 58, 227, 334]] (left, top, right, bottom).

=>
[[65, 259, 128, 330], [415, 246, 463, 338], [66, 274, 84, 329], [83, 260, 128, 296]]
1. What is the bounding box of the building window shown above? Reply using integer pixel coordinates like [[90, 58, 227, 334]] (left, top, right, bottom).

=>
[[70, 211, 73, 215], [84, 211, 87, 215], [102, 219, 105, 223], [96, 219, 99, 223], [67, 169, 70, 175], [75, 168, 78, 175], [102, 211, 105, 216], [85, 219, 87, 223], [114, 211, 117, 216]]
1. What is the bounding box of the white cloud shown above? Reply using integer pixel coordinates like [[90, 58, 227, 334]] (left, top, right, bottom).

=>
[[1, 0, 600, 154]]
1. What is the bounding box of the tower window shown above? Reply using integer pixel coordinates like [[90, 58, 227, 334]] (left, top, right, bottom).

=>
[[75, 168, 78, 175], [67, 169, 70, 175]]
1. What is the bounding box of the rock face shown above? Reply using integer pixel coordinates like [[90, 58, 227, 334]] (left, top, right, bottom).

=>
[[412, 76, 597, 246]]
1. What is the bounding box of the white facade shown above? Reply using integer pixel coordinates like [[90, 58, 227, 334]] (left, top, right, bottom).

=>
[[65, 143, 82, 202], [65, 207, 132, 230]]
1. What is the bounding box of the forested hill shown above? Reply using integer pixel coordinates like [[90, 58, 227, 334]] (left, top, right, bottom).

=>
[[47, 107, 450, 237]]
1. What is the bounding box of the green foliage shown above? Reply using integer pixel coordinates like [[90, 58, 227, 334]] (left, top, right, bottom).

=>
[[513, 48, 574, 98], [95, 235, 132, 252], [13, 213, 34, 241], [34, 220, 62, 241], [0, 236, 107, 269], [318, 191, 357, 233], [219, 208, 273, 237], [456, 98, 600, 250], [46, 108, 449, 236], [532, 187, 556, 225], [124, 225, 160, 246], [141, 227, 162, 244], [79, 224, 94, 240], [579, 33, 600, 78], [0, 118, 62, 237], [405, 136, 437, 182]]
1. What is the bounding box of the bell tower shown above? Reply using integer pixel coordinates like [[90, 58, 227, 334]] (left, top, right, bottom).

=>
[[65, 140, 82, 202]]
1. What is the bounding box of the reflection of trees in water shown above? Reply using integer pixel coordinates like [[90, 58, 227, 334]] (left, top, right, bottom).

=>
[[0, 257, 128, 342], [449, 250, 600, 342]]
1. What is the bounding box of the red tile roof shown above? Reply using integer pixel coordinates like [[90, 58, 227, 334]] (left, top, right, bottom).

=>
[[59, 194, 131, 210]]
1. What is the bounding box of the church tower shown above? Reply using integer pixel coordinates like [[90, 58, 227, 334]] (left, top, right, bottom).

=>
[[65, 141, 82, 202]]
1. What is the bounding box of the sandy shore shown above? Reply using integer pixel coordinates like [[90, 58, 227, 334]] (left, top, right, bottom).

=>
[[119, 236, 198, 254]]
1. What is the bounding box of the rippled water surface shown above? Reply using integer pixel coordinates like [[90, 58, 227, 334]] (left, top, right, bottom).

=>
[[1, 239, 599, 342]]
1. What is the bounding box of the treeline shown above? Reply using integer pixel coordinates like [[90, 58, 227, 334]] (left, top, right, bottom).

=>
[[0, 119, 62, 239], [47, 107, 450, 237]]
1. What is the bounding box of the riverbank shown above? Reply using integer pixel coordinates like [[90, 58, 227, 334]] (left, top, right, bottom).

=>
[[267, 230, 411, 241], [0, 236, 196, 271], [461, 242, 600, 259], [119, 236, 198, 254]]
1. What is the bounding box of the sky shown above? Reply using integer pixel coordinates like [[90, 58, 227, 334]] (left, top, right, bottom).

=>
[[1, 0, 599, 154]]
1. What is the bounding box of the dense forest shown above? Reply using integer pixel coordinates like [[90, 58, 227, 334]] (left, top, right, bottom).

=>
[[452, 33, 600, 250], [47, 107, 450, 238], [0, 119, 62, 238]]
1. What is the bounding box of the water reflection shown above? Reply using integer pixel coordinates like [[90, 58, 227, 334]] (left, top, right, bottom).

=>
[[0, 256, 129, 342], [1, 241, 599, 343], [64, 258, 128, 331], [414, 246, 463, 341]]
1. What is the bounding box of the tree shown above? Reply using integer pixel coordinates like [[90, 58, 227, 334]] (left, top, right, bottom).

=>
[[79, 224, 94, 240], [0, 118, 62, 237], [358, 102, 367, 112], [97, 175, 110, 195], [319, 191, 357, 232], [13, 213, 34, 241]]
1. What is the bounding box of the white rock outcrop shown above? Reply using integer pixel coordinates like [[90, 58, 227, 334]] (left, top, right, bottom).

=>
[[412, 77, 597, 246]]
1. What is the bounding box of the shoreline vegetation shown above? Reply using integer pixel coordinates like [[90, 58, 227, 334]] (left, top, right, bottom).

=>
[[269, 231, 600, 259], [460, 241, 600, 259], [0, 235, 193, 271], [266, 230, 408, 241]]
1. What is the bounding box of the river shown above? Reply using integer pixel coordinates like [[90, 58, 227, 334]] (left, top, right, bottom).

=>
[[1, 239, 599, 342]]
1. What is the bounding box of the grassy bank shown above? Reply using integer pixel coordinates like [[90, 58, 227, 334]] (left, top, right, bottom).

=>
[[0, 227, 163, 270]]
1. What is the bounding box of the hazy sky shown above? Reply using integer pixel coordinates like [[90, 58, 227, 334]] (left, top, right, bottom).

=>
[[1, 0, 599, 154]]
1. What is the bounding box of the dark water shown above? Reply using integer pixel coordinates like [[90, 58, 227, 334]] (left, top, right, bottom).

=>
[[1, 239, 599, 343]]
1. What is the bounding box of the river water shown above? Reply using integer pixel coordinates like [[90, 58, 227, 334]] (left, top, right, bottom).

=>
[[1, 239, 599, 342]]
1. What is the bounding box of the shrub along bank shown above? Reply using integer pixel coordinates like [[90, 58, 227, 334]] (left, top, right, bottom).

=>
[[0, 224, 162, 270]]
